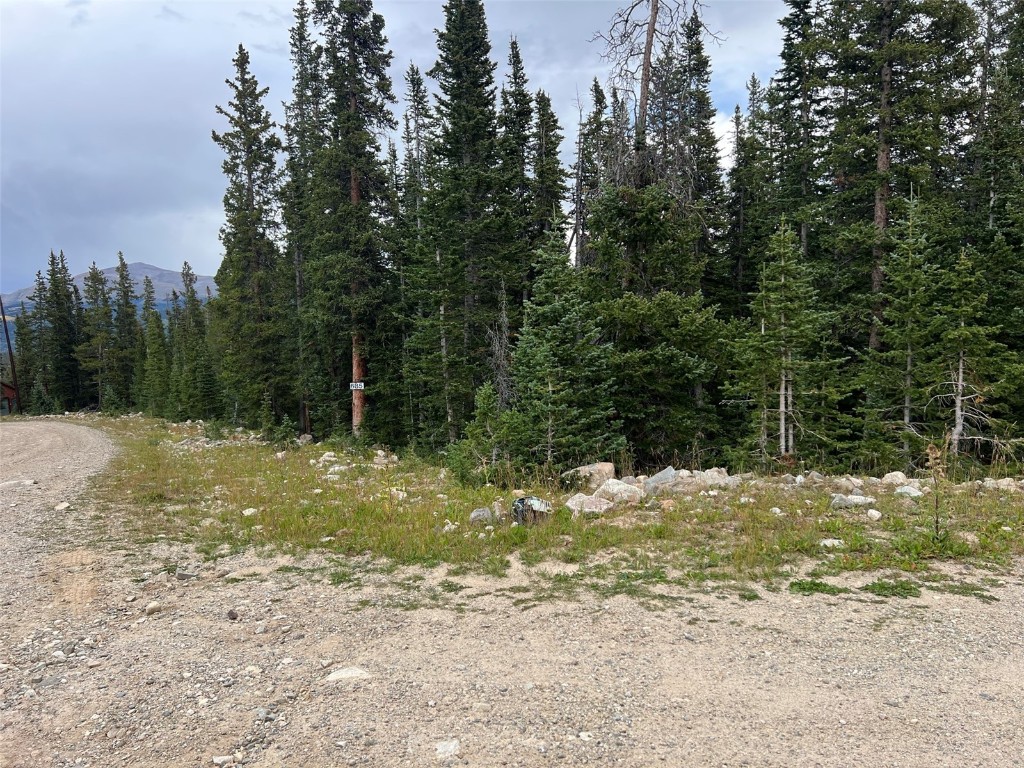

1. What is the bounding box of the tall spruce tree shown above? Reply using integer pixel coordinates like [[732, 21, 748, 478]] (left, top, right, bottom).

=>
[[109, 253, 140, 410], [303, 0, 396, 437], [75, 263, 113, 409], [412, 0, 504, 443], [211, 43, 288, 425], [139, 276, 170, 417]]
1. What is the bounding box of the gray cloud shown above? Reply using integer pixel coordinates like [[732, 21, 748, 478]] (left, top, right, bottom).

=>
[[1, 0, 783, 293]]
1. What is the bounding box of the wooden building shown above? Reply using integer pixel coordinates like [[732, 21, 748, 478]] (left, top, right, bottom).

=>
[[1, 381, 16, 415]]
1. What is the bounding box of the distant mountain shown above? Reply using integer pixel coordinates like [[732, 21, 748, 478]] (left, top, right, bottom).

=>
[[1, 262, 218, 313]]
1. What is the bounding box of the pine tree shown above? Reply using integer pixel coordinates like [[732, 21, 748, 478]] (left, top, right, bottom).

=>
[[303, 0, 396, 437], [530, 90, 568, 241], [930, 249, 1019, 456], [731, 224, 844, 465], [109, 253, 140, 409], [571, 80, 609, 267], [863, 198, 944, 463], [75, 263, 113, 409], [211, 43, 287, 425], [140, 276, 170, 416], [282, 0, 327, 434], [509, 235, 625, 471], [495, 38, 534, 306], [42, 251, 82, 411], [168, 262, 220, 420], [411, 0, 504, 442]]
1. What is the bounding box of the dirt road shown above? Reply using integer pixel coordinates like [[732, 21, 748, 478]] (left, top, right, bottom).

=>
[[1, 420, 1022, 767]]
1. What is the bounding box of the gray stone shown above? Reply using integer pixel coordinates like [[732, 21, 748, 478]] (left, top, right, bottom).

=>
[[866, 509, 882, 521], [469, 507, 495, 525], [894, 485, 924, 498], [830, 493, 876, 509], [562, 462, 616, 491], [779, 473, 796, 485], [594, 478, 645, 504], [144, 601, 162, 616], [54, 502, 71, 512], [807, 471, 825, 483], [212, 757, 235, 767], [644, 466, 677, 495], [820, 538, 844, 549], [564, 493, 614, 519]]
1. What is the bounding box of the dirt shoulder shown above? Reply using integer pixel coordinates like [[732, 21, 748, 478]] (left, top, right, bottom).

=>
[[1, 420, 1022, 768]]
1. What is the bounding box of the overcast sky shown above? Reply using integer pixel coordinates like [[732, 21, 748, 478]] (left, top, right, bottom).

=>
[[0, 0, 785, 293]]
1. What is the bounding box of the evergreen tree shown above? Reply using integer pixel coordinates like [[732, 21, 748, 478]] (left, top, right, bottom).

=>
[[75, 263, 113, 409], [571, 80, 609, 267], [730, 224, 845, 465], [211, 43, 288, 424], [109, 253, 140, 409], [42, 251, 82, 411], [409, 0, 505, 443], [303, 0, 396, 437], [530, 90, 568, 241], [509, 235, 625, 470], [168, 262, 220, 420], [930, 249, 1019, 456], [282, 0, 327, 433], [140, 276, 170, 416]]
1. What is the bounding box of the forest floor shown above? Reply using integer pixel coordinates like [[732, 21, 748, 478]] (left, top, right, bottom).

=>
[[1, 418, 1023, 767]]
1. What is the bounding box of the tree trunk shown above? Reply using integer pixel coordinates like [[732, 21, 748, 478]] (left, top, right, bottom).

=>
[[869, 0, 893, 352], [351, 332, 365, 435], [635, 0, 660, 145], [779, 368, 787, 457], [950, 329, 966, 455], [903, 343, 913, 455], [437, 250, 456, 444]]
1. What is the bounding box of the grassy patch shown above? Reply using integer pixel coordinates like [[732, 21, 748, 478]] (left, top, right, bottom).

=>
[[789, 579, 852, 596], [861, 578, 922, 598], [74, 415, 1023, 594]]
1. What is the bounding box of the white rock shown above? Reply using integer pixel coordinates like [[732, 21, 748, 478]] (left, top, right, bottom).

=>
[[144, 601, 162, 616], [325, 667, 369, 682], [594, 478, 645, 504], [54, 502, 71, 511], [561, 462, 616, 491], [866, 508, 882, 521], [795, 474, 806, 485], [881, 471, 908, 485], [436, 739, 460, 758], [820, 538, 844, 549], [212, 757, 234, 767], [564, 493, 614, 519], [241, 508, 258, 517], [830, 493, 876, 509], [894, 485, 924, 498], [770, 507, 783, 516]]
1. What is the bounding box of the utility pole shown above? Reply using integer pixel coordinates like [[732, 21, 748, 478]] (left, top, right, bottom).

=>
[[0, 293, 22, 413]]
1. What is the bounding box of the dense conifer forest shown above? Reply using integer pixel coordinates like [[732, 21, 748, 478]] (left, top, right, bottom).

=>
[[10, 0, 1024, 478]]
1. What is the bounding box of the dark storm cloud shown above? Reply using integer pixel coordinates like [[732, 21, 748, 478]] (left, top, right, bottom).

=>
[[1, 0, 783, 295]]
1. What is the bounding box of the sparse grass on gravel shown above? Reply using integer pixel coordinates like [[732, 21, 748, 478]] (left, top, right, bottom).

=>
[[84, 415, 1024, 597]]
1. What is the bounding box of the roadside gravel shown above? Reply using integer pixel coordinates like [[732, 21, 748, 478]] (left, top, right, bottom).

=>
[[1, 420, 1022, 768]]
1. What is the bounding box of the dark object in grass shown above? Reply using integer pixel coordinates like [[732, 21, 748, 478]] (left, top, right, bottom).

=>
[[227, 609, 239, 621], [512, 496, 552, 526]]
